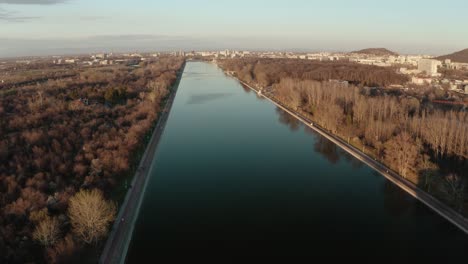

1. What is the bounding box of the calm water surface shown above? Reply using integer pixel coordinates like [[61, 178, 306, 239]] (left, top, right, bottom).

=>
[[127, 62, 468, 260]]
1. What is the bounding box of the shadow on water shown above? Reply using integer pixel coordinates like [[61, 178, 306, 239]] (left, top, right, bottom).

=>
[[313, 136, 341, 164], [275, 105, 366, 168], [240, 84, 252, 94], [304, 125, 364, 169], [382, 179, 412, 217], [186, 93, 233, 104], [275, 107, 301, 131]]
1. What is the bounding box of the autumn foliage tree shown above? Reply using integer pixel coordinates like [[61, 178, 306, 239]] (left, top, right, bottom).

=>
[[221, 58, 409, 87], [68, 189, 116, 244], [33, 216, 61, 247], [0, 57, 184, 262], [384, 132, 421, 181], [46, 234, 78, 264], [219, 58, 467, 163]]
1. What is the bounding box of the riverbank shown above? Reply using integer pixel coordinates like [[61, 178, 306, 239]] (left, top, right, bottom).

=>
[[99, 61, 186, 264], [223, 70, 468, 234]]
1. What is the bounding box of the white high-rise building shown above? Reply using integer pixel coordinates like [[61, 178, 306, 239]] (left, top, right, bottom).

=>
[[418, 59, 442, 76]]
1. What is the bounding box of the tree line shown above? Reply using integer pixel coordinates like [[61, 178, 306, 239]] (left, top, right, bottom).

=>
[[222, 58, 409, 88]]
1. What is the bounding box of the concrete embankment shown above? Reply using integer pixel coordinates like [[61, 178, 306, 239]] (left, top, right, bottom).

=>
[[100, 62, 186, 264], [225, 71, 468, 235]]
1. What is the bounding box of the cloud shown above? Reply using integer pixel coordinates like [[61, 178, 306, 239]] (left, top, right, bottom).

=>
[[0, 0, 68, 4], [0, 7, 39, 22]]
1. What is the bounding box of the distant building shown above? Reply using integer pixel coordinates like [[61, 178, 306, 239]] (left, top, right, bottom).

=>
[[412, 77, 432, 85], [373, 62, 391, 67], [219, 50, 230, 57], [329, 79, 349, 86], [95, 53, 107, 59], [400, 67, 421, 75], [449, 83, 458, 90], [418, 59, 441, 76], [199, 51, 213, 57], [452, 62, 468, 70]]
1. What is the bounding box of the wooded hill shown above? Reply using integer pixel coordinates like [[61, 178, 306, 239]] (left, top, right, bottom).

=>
[[352, 48, 399, 56], [437, 48, 468, 63]]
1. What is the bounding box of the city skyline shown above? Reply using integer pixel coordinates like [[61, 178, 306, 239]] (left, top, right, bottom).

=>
[[1, 0, 468, 57]]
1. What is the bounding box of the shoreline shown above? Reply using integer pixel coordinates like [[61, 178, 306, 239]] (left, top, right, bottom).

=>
[[99, 61, 186, 264], [223, 70, 468, 235]]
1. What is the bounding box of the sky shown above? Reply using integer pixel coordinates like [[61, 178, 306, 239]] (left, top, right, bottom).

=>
[[0, 0, 467, 57]]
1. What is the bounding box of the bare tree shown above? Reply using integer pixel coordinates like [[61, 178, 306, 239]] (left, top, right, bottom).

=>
[[68, 189, 116, 244], [384, 132, 421, 180], [33, 217, 61, 247], [440, 174, 465, 213], [147, 80, 168, 103]]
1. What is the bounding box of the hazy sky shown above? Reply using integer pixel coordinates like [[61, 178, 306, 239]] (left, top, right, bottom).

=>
[[1, 0, 467, 57]]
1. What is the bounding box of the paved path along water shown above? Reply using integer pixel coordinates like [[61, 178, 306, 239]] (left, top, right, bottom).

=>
[[126, 62, 468, 261], [99, 63, 185, 264]]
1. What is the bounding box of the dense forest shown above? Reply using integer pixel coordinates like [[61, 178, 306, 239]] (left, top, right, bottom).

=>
[[0, 57, 185, 263], [221, 58, 409, 88], [219, 58, 467, 214]]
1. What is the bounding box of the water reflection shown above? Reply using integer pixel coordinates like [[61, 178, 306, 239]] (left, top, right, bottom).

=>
[[305, 127, 363, 169], [277, 108, 364, 167], [240, 84, 252, 93], [275, 107, 301, 131], [313, 136, 340, 164], [186, 93, 233, 104], [184, 72, 221, 80], [127, 62, 468, 261]]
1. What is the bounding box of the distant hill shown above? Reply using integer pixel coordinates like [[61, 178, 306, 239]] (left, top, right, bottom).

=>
[[352, 48, 398, 56], [436, 48, 468, 63]]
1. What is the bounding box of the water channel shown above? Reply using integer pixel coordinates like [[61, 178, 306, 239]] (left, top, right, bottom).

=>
[[127, 62, 468, 260]]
